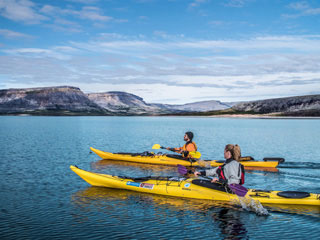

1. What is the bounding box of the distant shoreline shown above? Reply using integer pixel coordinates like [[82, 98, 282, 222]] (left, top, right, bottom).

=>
[[0, 113, 320, 119], [206, 114, 320, 119]]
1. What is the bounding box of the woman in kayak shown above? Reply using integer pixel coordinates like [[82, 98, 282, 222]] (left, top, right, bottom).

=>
[[194, 144, 245, 185], [167, 131, 198, 158]]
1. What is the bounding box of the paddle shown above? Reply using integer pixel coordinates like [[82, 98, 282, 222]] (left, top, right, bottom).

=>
[[228, 184, 248, 197], [177, 164, 248, 197], [177, 164, 193, 175], [152, 144, 201, 159]]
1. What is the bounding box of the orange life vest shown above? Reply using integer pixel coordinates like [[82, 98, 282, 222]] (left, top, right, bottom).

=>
[[175, 141, 197, 158]]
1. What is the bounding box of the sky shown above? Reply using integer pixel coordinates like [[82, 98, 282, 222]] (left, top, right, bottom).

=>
[[0, 0, 320, 104]]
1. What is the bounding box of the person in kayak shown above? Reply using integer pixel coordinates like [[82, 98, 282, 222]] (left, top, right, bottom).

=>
[[167, 131, 198, 158], [194, 144, 245, 185]]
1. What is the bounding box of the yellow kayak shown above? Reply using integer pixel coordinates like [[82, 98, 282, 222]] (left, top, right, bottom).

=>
[[90, 147, 279, 168], [70, 165, 320, 206]]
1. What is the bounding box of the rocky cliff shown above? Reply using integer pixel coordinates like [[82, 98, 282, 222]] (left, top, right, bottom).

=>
[[0, 86, 108, 115], [232, 95, 320, 116], [87, 91, 170, 115]]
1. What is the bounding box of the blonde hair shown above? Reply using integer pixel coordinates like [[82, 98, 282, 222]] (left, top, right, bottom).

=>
[[225, 144, 241, 161]]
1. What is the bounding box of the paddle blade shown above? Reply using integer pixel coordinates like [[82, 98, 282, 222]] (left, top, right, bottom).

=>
[[189, 151, 201, 159], [177, 164, 188, 175], [229, 184, 248, 197], [152, 144, 161, 149]]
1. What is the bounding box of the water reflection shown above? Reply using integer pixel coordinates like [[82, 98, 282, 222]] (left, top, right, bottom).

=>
[[72, 186, 232, 211], [244, 167, 279, 173], [72, 186, 320, 217], [90, 160, 179, 177], [264, 204, 320, 217], [71, 187, 254, 239], [211, 208, 248, 240], [70, 185, 320, 239], [91, 159, 280, 173]]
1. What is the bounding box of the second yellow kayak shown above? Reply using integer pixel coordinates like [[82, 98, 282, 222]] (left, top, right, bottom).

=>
[[90, 147, 279, 168]]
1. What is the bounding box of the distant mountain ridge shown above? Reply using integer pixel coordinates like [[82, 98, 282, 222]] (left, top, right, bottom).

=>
[[0, 86, 319, 116], [153, 100, 231, 112], [232, 95, 320, 116]]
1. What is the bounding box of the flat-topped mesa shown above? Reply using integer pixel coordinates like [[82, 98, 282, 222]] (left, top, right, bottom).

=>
[[88, 91, 146, 108], [232, 95, 320, 116], [0, 86, 107, 115], [0, 86, 80, 93], [87, 91, 165, 115]]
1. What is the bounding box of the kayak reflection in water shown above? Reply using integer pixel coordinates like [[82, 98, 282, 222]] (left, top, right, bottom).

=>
[[194, 144, 245, 185], [166, 131, 198, 158]]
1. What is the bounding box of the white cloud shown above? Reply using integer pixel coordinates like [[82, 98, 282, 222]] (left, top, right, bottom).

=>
[[39, 4, 57, 14], [208, 20, 225, 26], [139, 15, 148, 20], [0, 0, 115, 32], [0, 29, 33, 38], [284, 1, 320, 18], [78, 6, 112, 21], [304, 7, 320, 15], [3, 47, 72, 60], [97, 33, 129, 40], [69, 35, 320, 55], [223, 0, 247, 8], [66, 0, 99, 4], [288, 1, 309, 10], [37, 3, 116, 33], [54, 17, 81, 27], [153, 31, 185, 40], [189, 0, 208, 8], [135, 0, 156, 3], [41, 4, 113, 22], [0, 0, 48, 23]]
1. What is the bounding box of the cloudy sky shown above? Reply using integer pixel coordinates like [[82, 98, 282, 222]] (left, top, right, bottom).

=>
[[0, 0, 320, 104]]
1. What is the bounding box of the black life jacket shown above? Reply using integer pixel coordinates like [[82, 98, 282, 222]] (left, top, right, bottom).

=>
[[216, 159, 245, 185]]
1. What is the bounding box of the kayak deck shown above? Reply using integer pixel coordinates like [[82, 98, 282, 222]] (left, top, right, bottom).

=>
[[70, 165, 320, 206], [90, 147, 279, 168]]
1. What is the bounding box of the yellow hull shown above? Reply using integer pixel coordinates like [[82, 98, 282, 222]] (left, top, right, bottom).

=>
[[73, 187, 320, 215], [70, 165, 320, 206], [90, 147, 279, 168]]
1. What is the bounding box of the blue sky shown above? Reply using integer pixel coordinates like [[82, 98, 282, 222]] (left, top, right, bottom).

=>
[[0, 0, 320, 104]]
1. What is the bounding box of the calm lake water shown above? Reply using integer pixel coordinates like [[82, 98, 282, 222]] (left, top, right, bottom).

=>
[[0, 116, 319, 239]]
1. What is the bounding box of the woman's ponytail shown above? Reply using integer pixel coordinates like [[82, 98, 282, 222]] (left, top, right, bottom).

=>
[[225, 144, 241, 161], [233, 144, 241, 161]]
